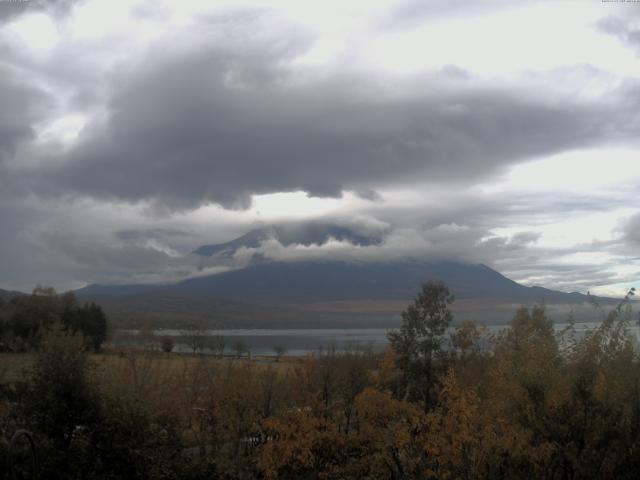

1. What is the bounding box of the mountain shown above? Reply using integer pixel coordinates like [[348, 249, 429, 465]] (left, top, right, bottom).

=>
[[0, 288, 25, 302], [84, 226, 601, 304], [80, 259, 603, 306], [78, 228, 619, 328], [168, 260, 592, 305]]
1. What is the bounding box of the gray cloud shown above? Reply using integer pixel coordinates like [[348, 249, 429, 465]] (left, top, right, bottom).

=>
[[0, 0, 79, 24], [26, 47, 637, 210], [378, 0, 547, 31], [4, 6, 639, 213], [597, 14, 640, 53], [510, 231, 542, 246], [0, 66, 53, 162], [114, 228, 193, 241], [623, 212, 640, 244]]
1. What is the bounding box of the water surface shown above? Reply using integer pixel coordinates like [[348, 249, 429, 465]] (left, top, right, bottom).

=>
[[114, 321, 640, 356]]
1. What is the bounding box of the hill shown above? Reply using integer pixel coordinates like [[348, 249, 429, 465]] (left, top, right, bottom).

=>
[[0, 288, 26, 302]]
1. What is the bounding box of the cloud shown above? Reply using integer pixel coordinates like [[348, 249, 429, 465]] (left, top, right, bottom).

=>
[[0, 0, 78, 24], [622, 212, 640, 244], [509, 231, 542, 246], [597, 13, 640, 53], [378, 0, 546, 31], [27, 48, 637, 210], [3, 4, 634, 211], [0, 65, 53, 163], [114, 228, 193, 241]]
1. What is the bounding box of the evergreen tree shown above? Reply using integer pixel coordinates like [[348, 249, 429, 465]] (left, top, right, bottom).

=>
[[388, 280, 454, 411]]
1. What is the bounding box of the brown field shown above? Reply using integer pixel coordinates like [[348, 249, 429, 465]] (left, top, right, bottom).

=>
[[0, 351, 301, 388]]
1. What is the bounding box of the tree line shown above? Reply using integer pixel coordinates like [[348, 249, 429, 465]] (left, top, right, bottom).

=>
[[0, 286, 108, 352]]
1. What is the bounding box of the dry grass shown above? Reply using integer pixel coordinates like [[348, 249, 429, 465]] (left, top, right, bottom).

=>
[[0, 351, 299, 387], [0, 353, 34, 384]]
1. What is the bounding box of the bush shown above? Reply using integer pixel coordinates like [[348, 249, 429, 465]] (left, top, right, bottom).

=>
[[15, 325, 184, 479], [160, 336, 175, 353]]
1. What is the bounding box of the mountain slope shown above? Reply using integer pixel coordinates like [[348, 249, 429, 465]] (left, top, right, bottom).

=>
[[80, 259, 610, 306], [0, 288, 26, 302]]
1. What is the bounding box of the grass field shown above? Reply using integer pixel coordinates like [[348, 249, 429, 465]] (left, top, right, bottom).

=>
[[0, 353, 34, 384], [0, 350, 301, 387]]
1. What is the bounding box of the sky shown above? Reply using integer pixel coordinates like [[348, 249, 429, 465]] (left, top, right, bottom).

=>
[[0, 0, 639, 296]]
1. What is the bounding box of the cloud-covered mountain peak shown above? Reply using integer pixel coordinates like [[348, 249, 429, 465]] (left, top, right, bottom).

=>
[[192, 223, 385, 258]]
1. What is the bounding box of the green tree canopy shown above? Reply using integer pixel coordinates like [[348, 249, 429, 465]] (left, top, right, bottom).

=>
[[388, 280, 454, 410]]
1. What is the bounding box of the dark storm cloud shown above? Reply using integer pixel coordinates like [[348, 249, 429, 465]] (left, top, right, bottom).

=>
[[27, 37, 636, 210], [354, 189, 383, 202], [0, 65, 52, 162], [0, 195, 44, 288], [114, 228, 193, 241], [270, 219, 388, 247], [43, 230, 175, 272], [0, 2, 29, 24], [623, 212, 640, 244], [0, 0, 78, 24]]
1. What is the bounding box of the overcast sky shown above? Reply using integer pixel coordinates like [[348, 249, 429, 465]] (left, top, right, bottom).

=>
[[1, 0, 639, 296]]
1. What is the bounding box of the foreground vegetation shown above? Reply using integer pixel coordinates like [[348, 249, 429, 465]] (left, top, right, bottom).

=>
[[0, 283, 639, 479]]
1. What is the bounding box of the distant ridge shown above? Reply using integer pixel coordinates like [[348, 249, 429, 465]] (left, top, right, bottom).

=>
[[0, 288, 26, 302]]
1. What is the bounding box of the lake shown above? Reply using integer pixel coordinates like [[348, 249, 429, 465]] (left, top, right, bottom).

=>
[[114, 321, 640, 356]]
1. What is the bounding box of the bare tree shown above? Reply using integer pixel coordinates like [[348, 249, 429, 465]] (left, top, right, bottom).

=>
[[137, 322, 156, 351], [212, 333, 226, 358], [185, 323, 207, 355], [233, 338, 248, 359], [273, 344, 287, 362]]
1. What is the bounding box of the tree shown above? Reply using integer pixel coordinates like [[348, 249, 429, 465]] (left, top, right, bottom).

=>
[[16, 324, 184, 479], [10, 287, 62, 348], [59, 295, 108, 352], [233, 338, 248, 359], [336, 350, 370, 433], [17, 325, 102, 475], [273, 344, 287, 362], [424, 368, 487, 479], [160, 335, 175, 353], [257, 409, 344, 479], [185, 323, 206, 355], [388, 280, 454, 411], [451, 319, 485, 358], [212, 333, 226, 358], [82, 302, 108, 352]]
